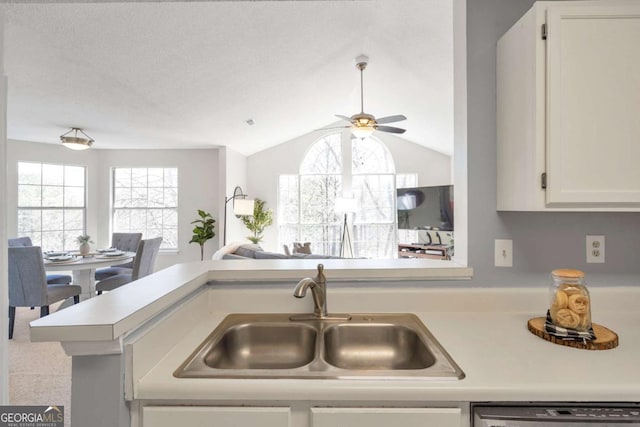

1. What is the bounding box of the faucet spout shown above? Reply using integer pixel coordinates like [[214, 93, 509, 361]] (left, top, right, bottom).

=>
[[293, 278, 316, 298], [292, 264, 327, 318]]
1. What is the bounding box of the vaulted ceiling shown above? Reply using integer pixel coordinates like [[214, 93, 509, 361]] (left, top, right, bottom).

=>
[[4, 0, 453, 156]]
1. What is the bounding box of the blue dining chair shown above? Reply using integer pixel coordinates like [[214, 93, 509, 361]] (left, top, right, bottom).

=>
[[8, 246, 82, 339], [8, 237, 73, 285], [96, 237, 162, 295], [95, 232, 143, 281]]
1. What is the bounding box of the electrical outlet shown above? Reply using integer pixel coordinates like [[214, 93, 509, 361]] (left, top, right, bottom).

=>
[[495, 239, 513, 267], [586, 235, 605, 263]]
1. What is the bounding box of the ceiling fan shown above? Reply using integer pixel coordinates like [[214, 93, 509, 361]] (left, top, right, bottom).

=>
[[327, 55, 407, 138]]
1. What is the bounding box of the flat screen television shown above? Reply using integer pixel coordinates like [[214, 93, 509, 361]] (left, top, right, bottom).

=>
[[397, 185, 454, 232]]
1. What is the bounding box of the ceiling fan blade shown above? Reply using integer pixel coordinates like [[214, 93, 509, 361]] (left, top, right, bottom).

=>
[[335, 114, 354, 123], [375, 125, 406, 134], [375, 114, 407, 124], [314, 125, 351, 131]]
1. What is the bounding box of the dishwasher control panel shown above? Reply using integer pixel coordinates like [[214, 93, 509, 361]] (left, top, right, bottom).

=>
[[474, 405, 640, 426]]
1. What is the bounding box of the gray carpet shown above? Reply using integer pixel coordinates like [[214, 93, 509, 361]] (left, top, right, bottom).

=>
[[8, 301, 71, 427]]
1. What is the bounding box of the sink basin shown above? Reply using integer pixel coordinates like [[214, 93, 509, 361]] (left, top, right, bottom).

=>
[[323, 324, 436, 370], [204, 322, 316, 369], [174, 313, 464, 380]]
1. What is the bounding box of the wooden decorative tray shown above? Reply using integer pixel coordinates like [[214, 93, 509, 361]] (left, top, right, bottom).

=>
[[527, 317, 618, 350]]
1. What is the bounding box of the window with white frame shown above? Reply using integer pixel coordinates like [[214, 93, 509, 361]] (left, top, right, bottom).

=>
[[112, 167, 178, 249], [278, 132, 417, 259], [17, 162, 86, 252]]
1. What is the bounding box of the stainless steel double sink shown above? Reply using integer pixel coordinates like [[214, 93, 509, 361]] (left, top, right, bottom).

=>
[[174, 313, 465, 380]]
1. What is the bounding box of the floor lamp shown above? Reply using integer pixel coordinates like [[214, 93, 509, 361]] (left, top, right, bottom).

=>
[[223, 186, 255, 246], [334, 197, 356, 258]]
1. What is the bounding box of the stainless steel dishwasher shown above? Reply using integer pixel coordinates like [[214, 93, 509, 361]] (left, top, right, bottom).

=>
[[473, 404, 640, 426]]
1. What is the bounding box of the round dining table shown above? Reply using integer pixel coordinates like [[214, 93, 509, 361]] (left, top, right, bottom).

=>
[[44, 251, 135, 300]]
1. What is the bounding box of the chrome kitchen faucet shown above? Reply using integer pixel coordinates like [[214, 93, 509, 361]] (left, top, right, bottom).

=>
[[290, 264, 351, 321]]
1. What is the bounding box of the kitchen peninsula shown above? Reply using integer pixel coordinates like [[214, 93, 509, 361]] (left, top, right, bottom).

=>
[[30, 260, 640, 427]]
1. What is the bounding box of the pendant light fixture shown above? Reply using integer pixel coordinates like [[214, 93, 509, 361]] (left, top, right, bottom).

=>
[[60, 127, 94, 150]]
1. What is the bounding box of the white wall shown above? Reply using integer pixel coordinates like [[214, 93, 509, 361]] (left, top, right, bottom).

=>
[[0, 6, 8, 402], [247, 129, 452, 252], [7, 141, 220, 270]]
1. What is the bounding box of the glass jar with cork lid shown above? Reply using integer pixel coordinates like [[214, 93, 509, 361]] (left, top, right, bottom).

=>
[[549, 268, 592, 331]]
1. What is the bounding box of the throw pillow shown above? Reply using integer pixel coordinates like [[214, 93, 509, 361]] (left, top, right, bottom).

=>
[[292, 242, 312, 254]]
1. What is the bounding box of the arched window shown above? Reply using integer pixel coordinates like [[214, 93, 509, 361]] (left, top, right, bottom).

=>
[[278, 132, 416, 258]]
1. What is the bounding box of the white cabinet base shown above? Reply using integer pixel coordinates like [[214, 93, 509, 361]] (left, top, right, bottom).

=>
[[141, 406, 290, 427], [311, 407, 462, 427]]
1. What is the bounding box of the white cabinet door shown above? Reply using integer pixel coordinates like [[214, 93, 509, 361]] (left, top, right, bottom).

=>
[[546, 5, 640, 205], [142, 406, 290, 427], [311, 407, 462, 427], [497, 2, 640, 210]]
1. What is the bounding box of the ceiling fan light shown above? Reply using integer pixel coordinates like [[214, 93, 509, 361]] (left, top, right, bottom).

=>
[[352, 126, 374, 139], [60, 128, 94, 150]]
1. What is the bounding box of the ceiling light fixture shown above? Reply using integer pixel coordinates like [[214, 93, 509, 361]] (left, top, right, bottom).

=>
[[60, 127, 94, 151]]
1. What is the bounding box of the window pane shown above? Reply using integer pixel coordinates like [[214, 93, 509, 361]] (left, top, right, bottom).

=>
[[131, 168, 148, 187], [162, 228, 178, 249], [18, 162, 41, 185], [353, 224, 395, 258], [130, 209, 146, 230], [131, 188, 148, 207], [163, 209, 177, 227], [353, 175, 395, 223], [112, 167, 179, 249], [300, 175, 341, 224], [352, 137, 394, 174], [65, 166, 85, 186], [42, 186, 63, 207], [114, 209, 131, 230], [42, 231, 64, 253], [17, 163, 86, 253], [164, 188, 177, 207], [64, 209, 84, 230], [148, 168, 164, 187], [164, 168, 178, 187], [64, 186, 85, 207], [148, 188, 164, 208], [114, 187, 132, 208], [18, 210, 41, 233], [300, 133, 342, 174], [278, 175, 299, 224], [42, 209, 64, 231], [42, 164, 64, 185], [114, 168, 131, 187], [18, 185, 41, 207]]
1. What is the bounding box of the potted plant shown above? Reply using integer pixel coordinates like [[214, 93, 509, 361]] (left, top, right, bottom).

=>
[[189, 209, 216, 261], [240, 198, 273, 244], [76, 234, 94, 256]]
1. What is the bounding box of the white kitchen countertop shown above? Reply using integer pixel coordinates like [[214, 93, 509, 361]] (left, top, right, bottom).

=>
[[132, 285, 640, 403], [29, 258, 472, 342]]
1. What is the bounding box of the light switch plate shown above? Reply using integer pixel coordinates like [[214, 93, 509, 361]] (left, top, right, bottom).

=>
[[495, 239, 513, 267]]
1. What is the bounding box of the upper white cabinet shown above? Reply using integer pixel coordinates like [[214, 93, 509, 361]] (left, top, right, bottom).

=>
[[497, 1, 640, 211]]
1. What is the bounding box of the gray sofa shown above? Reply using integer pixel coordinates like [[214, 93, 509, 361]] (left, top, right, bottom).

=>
[[223, 244, 343, 260]]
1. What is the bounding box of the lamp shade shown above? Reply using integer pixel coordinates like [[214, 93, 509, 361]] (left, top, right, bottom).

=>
[[234, 199, 255, 216]]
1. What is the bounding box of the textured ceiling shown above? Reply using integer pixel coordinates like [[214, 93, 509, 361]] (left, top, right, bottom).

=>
[[4, 0, 453, 156]]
